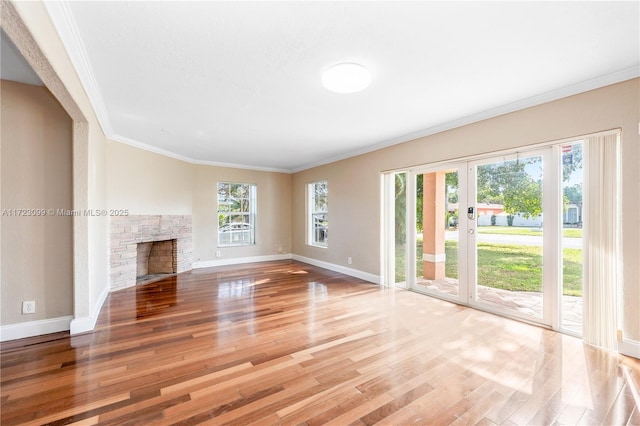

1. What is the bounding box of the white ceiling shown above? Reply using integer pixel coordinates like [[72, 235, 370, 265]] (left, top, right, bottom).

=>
[[44, 1, 639, 173]]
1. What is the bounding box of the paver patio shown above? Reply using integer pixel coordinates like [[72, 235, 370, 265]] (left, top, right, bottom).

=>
[[415, 277, 582, 334]]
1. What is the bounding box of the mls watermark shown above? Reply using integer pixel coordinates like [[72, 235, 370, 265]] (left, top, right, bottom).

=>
[[2, 208, 129, 217]]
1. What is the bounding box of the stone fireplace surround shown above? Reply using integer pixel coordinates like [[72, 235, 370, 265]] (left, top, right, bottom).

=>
[[136, 239, 177, 277], [110, 215, 192, 290]]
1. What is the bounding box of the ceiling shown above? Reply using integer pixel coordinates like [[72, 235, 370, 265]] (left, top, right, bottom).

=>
[[42, 1, 639, 173]]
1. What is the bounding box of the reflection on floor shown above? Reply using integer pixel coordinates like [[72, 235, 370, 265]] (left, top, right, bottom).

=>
[[415, 277, 582, 334]]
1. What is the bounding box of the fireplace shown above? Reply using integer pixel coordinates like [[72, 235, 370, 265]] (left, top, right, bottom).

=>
[[136, 239, 177, 284], [110, 215, 192, 290]]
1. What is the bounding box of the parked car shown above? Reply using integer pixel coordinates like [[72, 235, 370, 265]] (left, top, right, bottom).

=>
[[219, 222, 252, 244], [219, 223, 251, 232]]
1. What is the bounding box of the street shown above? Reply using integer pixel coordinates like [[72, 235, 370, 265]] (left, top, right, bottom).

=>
[[444, 230, 582, 249]]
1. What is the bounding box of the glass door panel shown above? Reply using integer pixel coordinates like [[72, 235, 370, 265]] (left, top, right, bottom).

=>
[[560, 141, 584, 334], [394, 172, 408, 286], [471, 153, 545, 322], [412, 167, 464, 301], [384, 141, 585, 333]]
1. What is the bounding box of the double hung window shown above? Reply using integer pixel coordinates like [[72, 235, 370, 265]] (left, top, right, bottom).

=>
[[308, 181, 328, 247], [217, 182, 256, 246]]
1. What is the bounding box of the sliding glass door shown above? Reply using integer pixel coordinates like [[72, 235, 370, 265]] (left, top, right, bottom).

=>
[[468, 151, 551, 325], [411, 165, 467, 303], [383, 141, 586, 334], [559, 141, 584, 335]]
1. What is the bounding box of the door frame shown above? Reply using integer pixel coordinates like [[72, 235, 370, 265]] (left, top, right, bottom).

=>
[[381, 141, 572, 331], [407, 162, 469, 306], [465, 147, 561, 327]]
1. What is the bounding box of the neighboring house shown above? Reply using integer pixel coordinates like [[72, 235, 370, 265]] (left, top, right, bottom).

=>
[[476, 203, 504, 217], [564, 203, 583, 225], [447, 203, 504, 217]]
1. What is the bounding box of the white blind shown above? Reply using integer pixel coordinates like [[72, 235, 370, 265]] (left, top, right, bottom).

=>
[[583, 132, 621, 351]]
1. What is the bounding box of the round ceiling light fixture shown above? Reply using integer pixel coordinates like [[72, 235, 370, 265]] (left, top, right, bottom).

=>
[[322, 63, 371, 94]]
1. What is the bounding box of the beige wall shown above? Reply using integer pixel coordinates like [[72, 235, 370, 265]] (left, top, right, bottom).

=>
[[9, 0, 110, 332], [292, 78, 640, 342], [1, 80, 73, 324], [192, 164, 292, 262], [105, 143, 292, 264], [6, 1, 638, 345], [106, 140, 193, 215]]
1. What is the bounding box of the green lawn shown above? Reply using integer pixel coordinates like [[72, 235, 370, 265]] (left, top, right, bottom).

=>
[[395, 240, 582, 296], [478, 226, 582, 238]]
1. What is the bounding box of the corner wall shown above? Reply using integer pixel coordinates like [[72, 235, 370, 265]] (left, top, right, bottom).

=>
[[5, 0, 110, 337], [106, 140, 193, 215], [191, 164, 292, 266], [0, 80, 73, 329]]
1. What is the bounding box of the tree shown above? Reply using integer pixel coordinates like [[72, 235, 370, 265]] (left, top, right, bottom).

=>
[[563, 183, 582, 215], [416, 174, 423, 233], [477, 158, 542, 219], [564, 184, 582, 204], [415, 171, 459, 232], [444, 172, 459, 229], [395, 173, 407, 243]]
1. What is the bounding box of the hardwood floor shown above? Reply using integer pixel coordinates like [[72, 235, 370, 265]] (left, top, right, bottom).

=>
[[1, 260, 638, 425]]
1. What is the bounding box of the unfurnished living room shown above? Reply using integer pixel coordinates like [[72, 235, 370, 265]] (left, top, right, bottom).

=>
[[1, 1, 639, 425]]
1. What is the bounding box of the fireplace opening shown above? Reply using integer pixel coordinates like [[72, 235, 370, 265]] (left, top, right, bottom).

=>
[[136, 239, 177, 285]]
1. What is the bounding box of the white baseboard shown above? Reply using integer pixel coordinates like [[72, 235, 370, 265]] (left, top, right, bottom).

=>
[[0, 316, 73, 342], [292, 254, 380, 284], [70, 284, 109, 335], [619, 338, 640, 359], [192, 253, 380, 285], [192, 254, 292, 269]]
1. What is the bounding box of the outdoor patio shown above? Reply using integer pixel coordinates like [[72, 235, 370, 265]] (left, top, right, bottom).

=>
[[415, 277, 582, 334]]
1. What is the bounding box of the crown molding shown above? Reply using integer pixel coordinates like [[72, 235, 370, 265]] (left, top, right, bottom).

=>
[[44, 0, 113, 135], [109, 133, 291, 174], [43, 1, 639, 174], [290, 67, 639, 173]]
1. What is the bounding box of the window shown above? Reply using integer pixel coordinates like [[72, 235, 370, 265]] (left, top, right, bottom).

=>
[[217, 182, 256, 246], [308, 180, 328, 247]]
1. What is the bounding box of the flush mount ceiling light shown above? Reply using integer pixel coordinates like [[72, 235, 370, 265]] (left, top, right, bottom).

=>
[[322, 63, 371, 94]]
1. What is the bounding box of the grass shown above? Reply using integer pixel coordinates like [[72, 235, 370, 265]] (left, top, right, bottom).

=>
[[477, 226, 582, 238], [395, 240, 582, 296]]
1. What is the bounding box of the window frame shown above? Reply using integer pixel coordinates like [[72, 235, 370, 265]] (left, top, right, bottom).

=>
[[307, 180, 328, 248], [217, 182, 257, 247]]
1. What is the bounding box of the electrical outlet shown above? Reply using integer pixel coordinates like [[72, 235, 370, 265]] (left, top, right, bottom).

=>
[[22, 300, 35, 314], [348, 257, 353, 265], [215, 250, 222, 258]]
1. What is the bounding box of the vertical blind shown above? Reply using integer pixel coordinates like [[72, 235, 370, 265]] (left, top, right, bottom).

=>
[[583, 132, 621, 351]]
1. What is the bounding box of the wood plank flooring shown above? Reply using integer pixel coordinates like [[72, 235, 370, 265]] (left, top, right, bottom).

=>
[[1, 260, 638, 425]]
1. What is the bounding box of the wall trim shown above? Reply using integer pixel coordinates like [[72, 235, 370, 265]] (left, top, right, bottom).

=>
[[41, 0, 640, 174], [292, 255, 381, 284], [192, 254, 380, 285], [192, 254, 292, 269], [619, 338, 640, 359], [69, 284, 109, 335], [0, 316, 73, 342]]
